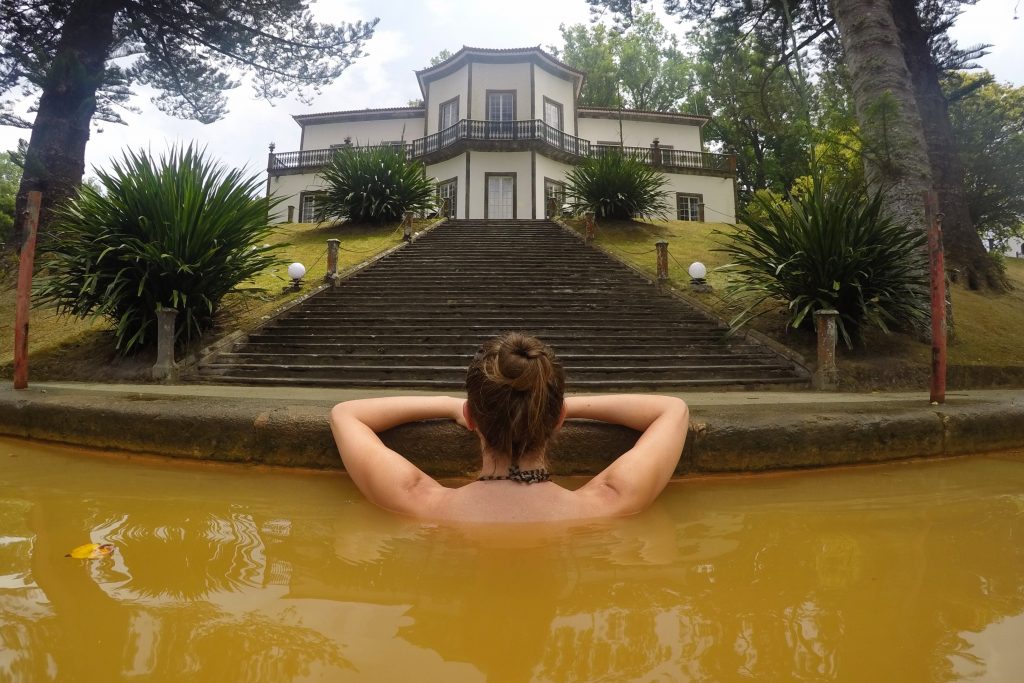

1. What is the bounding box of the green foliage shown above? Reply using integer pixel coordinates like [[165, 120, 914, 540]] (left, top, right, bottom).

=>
[[565, 150, 669, 220], [0, 148, 21, 245], [553, 12, 692, 111], [686, 22, 812, 202], [716, 174, 929, 347], [317, 146, 438, 225], [946, 71, 1024, 247], [34, 146, 281, 353], [1, 2, 377, 128]]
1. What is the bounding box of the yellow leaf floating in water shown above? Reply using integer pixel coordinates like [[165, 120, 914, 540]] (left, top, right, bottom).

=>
[[65, 543, 115, 560]]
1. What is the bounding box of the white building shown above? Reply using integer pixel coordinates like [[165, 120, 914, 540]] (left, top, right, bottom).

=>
[[266, 46, 738, 224]]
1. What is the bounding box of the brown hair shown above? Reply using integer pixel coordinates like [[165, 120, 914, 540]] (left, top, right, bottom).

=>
[[465, 332, 566, 466]]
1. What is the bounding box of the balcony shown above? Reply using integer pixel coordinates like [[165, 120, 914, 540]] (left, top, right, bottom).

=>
[[268, 119, 736, 177]]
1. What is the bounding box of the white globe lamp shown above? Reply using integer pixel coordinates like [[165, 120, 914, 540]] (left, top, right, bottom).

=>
[[688, 261, 707, 283], [286, 262, 306, 291]]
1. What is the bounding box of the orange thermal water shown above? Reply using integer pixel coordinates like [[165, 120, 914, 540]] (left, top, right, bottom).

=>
[[1, 437, 1023, 682]]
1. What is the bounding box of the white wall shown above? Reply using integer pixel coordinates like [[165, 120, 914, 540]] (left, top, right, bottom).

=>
[[469, 63, 532, 120], [661, 173, 736, 224], [300, 117, 424, 150], [267, 172, 327, 223], [577, 117, 702, 150], [425, 154, 467, 219], [997, 236, 1024, 258], [425, 65, 468, 135], [533, 65, 577, 133], [534, 154, 574, 215], [468, 151, 533, 219]]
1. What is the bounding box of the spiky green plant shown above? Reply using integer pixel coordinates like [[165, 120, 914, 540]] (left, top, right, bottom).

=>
[[565, 150, 670, 220], [35, 146, 281, 353], [317, 146, 437, 224], [715, 174, 929, 346]]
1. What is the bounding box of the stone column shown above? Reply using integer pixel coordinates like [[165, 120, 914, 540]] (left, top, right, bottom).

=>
[[651, 138, 662, 166], [287, 205, 295, 223], [584, 212, 596, 242], [813, 309, 840, 390], [325, 239, 340, 283], [152, 308, 179, 383], [656, 240, 669, 283], [403, 211, 414, 241]]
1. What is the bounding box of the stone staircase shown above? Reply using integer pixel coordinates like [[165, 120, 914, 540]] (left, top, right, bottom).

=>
[[197, 220, 809, 389]]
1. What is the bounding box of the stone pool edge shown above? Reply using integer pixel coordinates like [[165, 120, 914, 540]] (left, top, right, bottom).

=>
[[1, 386, 1022, 475]]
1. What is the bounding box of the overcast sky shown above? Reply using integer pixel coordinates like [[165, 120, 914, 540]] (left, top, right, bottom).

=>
[[1, 0, 1021, 180]]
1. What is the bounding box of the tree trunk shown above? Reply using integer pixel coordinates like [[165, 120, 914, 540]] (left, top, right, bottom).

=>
[[9, 0, 122, 250], [890, 0, 1006, 290], [829, 0, 933, 238]]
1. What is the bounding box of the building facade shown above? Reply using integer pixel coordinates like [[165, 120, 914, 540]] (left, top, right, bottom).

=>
[[266, 46, 738, 224]]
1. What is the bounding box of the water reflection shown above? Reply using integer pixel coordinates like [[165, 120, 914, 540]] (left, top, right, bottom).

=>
[[1, 438, 1023, 682]]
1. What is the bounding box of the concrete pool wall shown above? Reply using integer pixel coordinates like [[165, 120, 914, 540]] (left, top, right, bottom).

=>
[[2, 384, 1023, 474]]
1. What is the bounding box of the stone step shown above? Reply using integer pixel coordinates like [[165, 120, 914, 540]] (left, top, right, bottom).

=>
[[257, 324, 728, 338], [214, 351, 779, 367], [197, 219, 808, 389], [200, 362, 799, 382], [194, 374, 807, 390], [243, 331, 733, 345], [239, 339, 761, 354], [272, 313, 715, 325], [295, 301, 702, 313]]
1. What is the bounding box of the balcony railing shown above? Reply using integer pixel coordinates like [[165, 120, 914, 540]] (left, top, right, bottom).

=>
[[269, 119, 735, 174]]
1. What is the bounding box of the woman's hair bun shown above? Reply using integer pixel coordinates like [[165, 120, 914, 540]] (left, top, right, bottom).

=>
[[466, 332, 566, 463]]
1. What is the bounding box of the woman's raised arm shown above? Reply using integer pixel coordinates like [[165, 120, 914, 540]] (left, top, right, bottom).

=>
[[568, 394, 689, 516], [329, 396, 464, 515]]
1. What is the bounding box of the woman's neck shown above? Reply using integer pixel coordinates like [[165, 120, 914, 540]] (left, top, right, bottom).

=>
[[479, 450, 547, 477]]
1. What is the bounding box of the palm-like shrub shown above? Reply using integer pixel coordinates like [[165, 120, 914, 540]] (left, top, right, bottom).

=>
[[35, 146, 280, 353], [715, 175, 929, 346], [565, 150, 670, 220], [316, 146, 437, 224]]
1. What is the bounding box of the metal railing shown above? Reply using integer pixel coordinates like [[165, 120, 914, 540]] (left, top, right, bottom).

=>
[[269, 119, 735, 174]]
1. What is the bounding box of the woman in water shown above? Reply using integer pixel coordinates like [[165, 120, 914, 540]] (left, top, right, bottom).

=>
[[330, 332, 689, 522]]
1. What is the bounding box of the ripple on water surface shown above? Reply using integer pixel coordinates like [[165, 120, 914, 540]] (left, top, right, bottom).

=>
[[1, 437, 1023, 682]]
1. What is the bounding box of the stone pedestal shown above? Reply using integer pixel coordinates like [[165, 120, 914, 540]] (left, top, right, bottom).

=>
[[403, 211, 414, 241], [813, 309, 840, 390], [152, 308, 179, 383], [656, 240, 669, 283], [584, 212, 596, 242], [325, 239, 340, 283]]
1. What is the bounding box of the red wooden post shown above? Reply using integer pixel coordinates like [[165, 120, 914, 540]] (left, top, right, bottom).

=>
[[13, 191, 42, 390], [924, 191, 946, 404]]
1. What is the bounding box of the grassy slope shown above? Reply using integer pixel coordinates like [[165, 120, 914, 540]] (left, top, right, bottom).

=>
[[5, 216, 1020, 387], [573, 217, 1024, 387], [0, 220, 414, 380]]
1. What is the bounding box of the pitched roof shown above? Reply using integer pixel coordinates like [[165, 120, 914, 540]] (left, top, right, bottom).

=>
[[415, 46, 586, 99], [293, 106, 425, 126], [578, 107, 710, 127]]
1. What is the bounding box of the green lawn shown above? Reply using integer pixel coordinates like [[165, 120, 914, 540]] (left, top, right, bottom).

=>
[[0, 219, 419, 379], [571, 217, 1024, 384]]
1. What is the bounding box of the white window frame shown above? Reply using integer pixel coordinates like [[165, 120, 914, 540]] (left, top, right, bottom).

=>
[[439, 96, 459, 130], [676, 193, 704, 222]]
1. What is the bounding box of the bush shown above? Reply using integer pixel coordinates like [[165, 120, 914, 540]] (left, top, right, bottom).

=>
[[317, 146, 437, 224], [565, 150, 669, 220], [715, 174, 929, 347], [35, 146, 281, 353]]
